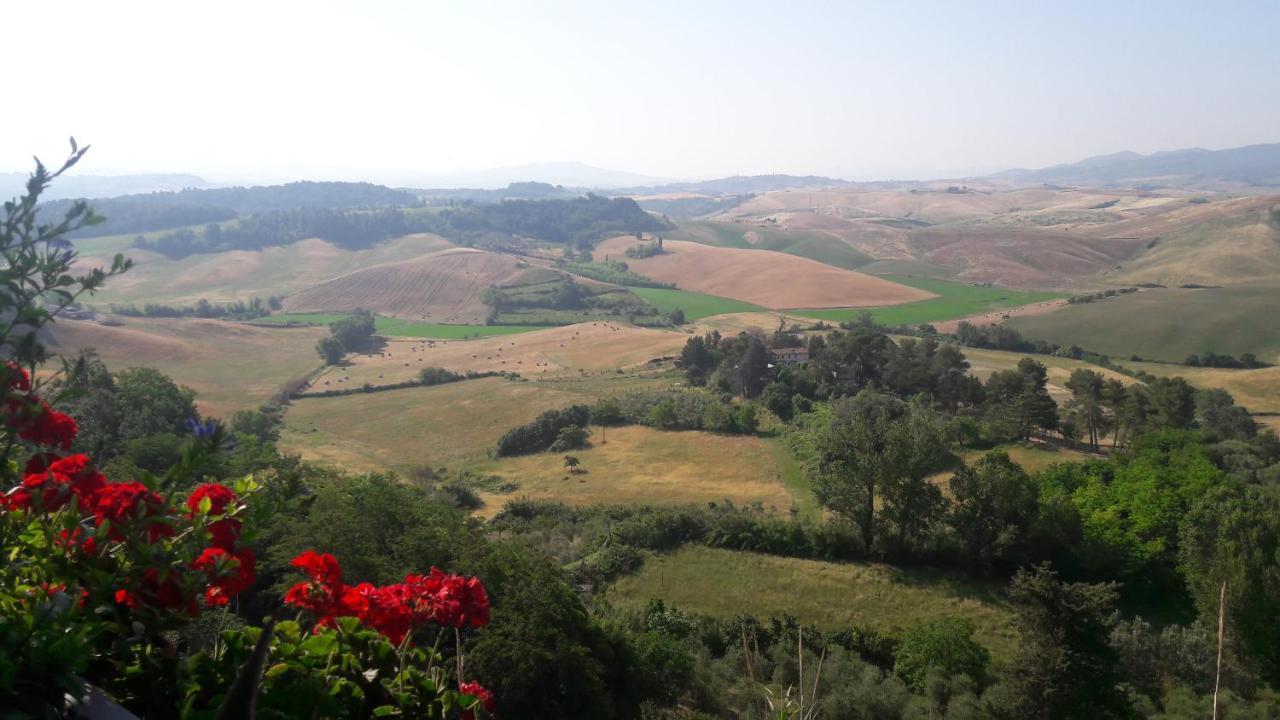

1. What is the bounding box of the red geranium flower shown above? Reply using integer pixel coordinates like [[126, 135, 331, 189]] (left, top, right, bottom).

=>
[[3, 361, 32, 393], [410, 568, 490, 629], [16, 399, 77, 450], [194, 546, 256, 606], [186, 483, 237, 516], [18, 470, 74, 512], [25, 451, 60, 474], [290, 551, 343, 587], [57, 527, 98, 555], [459, 681, 497, 719], [93, 481, 173, 542], [1, 487, 32, 512], [208, 517, 242, 550], [48, 454, 106, 503]]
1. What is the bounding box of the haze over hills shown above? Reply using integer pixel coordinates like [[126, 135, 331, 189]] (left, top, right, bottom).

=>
[[0, 171, 210, 201], [989, 142, 1280, 189]]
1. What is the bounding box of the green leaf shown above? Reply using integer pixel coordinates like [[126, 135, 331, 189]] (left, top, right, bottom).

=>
[[372, 706, 397, 717], [300, 633, 338, 656]]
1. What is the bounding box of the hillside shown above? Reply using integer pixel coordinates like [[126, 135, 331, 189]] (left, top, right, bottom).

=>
[[905, 226, 1146, 288], [1006, 284, 1280, 363], [1096, 196, 1280, 286], [40, 317, 325, 417], [282, 248, 527, 323], [74, 233, 454, 306], [593, 236, 932, 309]]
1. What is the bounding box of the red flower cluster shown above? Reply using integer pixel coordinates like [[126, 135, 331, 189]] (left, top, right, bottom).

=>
[[5, 453, 106, 514], [186, 483, 255, 606], [284, 552, 490, 644], [2, 363, 76, 450], [94, 481, 173, 543], [459, 681, 497, 719]]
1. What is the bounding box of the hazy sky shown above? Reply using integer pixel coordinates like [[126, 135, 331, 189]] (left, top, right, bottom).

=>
[[4, 0, 1279, 183]]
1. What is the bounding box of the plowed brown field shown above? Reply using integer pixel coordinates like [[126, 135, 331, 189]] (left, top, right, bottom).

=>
[[593, 237, 932, 309]]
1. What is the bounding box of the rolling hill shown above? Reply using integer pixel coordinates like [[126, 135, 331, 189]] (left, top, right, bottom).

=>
[[282, 247, 528, 323], [74, 233, 455, 306]]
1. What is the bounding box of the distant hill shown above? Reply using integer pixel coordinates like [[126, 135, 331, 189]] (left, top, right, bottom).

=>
[[411, 181, 579, 203], [410, 162, 670, 190], [44, 181, 420, 239], [993, 143, 1280, 188], [2, 172, 209, 201], [618, 174, 852, 196]]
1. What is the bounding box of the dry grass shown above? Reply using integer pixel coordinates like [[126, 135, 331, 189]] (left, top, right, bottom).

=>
[[593, 237, 933, 309], [961, 442, 1090, 474], [470, 425, 792, 517], [279, 376, 585, 471], [301, 321, 687, 392], [610, 546, 1019, 658], [284, 248, 527, 323], [42, 317, 325, 417], [959, 345, 1139, 404]]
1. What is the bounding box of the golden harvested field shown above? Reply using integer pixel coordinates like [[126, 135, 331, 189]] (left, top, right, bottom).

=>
[[470, 425, 792, 516], [1128, 362, 1280, 414], [593, 236, 933, 309], [74, 234, 454, 306], [611, 546, 1019, 658], [689, 311, 809, 335], [302, 321, 686, 392], [280, 376, 586, 471], [42, 317, 325, 417], [283, 248, 528, 323]]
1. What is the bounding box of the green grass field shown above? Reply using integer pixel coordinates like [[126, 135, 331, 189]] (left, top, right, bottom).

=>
[[610, 546, 1018, 658], [255, 313, 539, 339], [1007, 284, 1280, 363], [630, 287, 765, 321], [792, 276, 1064, 326]]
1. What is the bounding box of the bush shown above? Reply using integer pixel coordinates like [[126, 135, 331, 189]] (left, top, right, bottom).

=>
[[892, 617, 990, 691], [418, 366, 465, 385], [549, 424, 591, 452], [496, 405, 591, 456]]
